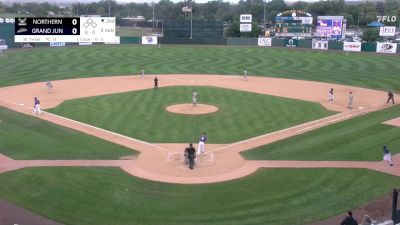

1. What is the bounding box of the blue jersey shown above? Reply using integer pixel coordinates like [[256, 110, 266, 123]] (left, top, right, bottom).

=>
[[199, 134, 207, 142], [34, 99, 40, 105]]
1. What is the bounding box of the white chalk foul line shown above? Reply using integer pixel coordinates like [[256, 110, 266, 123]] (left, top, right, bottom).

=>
[[208, 101, 387, 154], [207, 111, 351, 154], [4, 100, 169, 153]]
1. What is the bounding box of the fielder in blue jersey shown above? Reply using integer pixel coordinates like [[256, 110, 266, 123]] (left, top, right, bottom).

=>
[[32, 97, 41, 115], [197, 132, 207, 155]]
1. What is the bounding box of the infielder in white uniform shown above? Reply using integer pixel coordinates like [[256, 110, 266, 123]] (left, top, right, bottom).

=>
[[197, 132, 207, 156], [32, 97, 41, 115], [46, 81, 53, 94], [140, 69, 145, 79], [348, 91, 353, 109], [243, 69, 248, 81], [192, 90, 198, 106]]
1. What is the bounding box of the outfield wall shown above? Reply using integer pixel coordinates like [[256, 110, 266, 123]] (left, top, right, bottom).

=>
[[1, 25, 399, 54]]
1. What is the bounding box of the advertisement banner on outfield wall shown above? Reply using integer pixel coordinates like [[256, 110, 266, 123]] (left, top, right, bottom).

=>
[[376, 42, 397, 53], [284, 38, 298, 47], [257, 38, 272, 47], [142, 36, 158, 45], [343, 42, 361, 52], [105, 36, 120, 45], [312, 39, 328, 50], [50, 42, 65, 47]]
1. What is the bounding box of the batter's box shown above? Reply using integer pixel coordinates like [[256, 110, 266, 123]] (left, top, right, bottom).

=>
[[196, 153, 214, 162], [166, 152, 182, 162]]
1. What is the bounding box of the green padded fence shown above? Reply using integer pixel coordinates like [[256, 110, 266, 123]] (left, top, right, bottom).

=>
[[0, 23, 18, 48], [120, 37, 140, 44], [159, 37, 226, 45], [328, 41, 343, 50], [298, 40, 312, 49], [361, 43, 377, 52], [227, 38, 257, 46], [271, 38, 285, 47], [164, 21, 223, 38]]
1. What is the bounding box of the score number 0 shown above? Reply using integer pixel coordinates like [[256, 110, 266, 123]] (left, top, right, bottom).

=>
[[72, 19, 78, 34]]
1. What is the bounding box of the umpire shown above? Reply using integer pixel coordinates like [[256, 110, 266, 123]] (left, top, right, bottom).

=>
[[186, 143, 196, 170]]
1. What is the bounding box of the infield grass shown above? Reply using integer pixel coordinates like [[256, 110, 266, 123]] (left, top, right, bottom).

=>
[[0, 107, 136, 159], [242, 105, 400, 161], [48, 86, 334, 143], [0, 45, 399, 91], [0, 167, 399, 225]]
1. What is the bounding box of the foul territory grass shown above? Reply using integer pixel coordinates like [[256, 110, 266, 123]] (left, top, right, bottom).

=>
[[0, 107, 136, 159], [48, 86, 334, 143], [0, 167, 400, 225], [0, 45, 399, 90], [242, 105, 400, 161]]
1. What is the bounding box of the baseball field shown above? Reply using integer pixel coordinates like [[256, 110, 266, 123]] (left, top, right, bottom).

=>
[[0, 45, 400, 225]]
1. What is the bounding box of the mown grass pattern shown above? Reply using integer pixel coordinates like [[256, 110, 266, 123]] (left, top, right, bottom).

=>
[[0, 45, 399, 91], [0, 168, 399, 225], [48, 86, 334, 143], [0, 107, 136, 159], [242, 105, 400, 161]]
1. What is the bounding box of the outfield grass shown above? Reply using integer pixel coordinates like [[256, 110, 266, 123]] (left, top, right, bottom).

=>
[[242, 105, 400, 161], [0, 107, 136, 159], [0, 45, 399, 90], [0, 167, 399, 225], [48, 86, 334, 143]]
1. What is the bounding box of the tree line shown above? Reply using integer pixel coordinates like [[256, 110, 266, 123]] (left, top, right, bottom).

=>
[[1, 0, 399, 35]]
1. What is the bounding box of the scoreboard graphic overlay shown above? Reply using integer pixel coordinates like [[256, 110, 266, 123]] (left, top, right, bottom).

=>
[[15, 17, 116, 43]]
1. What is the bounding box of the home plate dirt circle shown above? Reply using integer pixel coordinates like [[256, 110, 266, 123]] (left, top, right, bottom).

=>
[[166, 103, 219, 115]]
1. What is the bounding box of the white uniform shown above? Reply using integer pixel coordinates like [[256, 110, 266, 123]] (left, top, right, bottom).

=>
[[348, 92, 353, 109], [46, 81, 52, 93], [243, 70, 248, 81], [140, 70, 145, 79], [192, 91, 198, 106]]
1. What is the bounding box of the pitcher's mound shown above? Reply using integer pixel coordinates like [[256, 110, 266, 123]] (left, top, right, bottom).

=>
[[166, 104, 219, 115]]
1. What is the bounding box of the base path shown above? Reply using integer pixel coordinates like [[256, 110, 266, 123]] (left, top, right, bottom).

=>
[[0, 74, 397, 184]]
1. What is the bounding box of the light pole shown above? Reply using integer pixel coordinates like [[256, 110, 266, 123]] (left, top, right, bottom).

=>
[[152, 0, 155, 31], [108, 0, 111, 17], [190, 4, 193, 39], [263, 0, 266, 32]]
